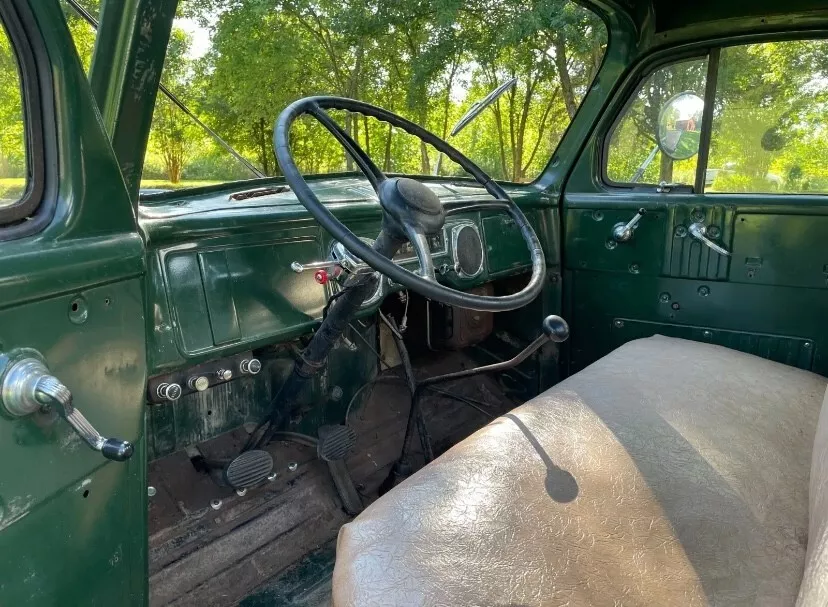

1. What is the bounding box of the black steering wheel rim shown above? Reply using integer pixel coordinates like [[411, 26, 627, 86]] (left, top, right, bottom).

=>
[[273, 96, 546, 312]]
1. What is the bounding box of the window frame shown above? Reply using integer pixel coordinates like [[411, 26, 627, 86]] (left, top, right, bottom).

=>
[[600, 34, 828, 197], [0, 1, 46, 228], [599, 49, 713, 193]]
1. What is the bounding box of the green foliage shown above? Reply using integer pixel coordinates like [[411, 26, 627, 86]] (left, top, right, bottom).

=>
[[143, 0, 607, 184], [0, 22, 26, 205]]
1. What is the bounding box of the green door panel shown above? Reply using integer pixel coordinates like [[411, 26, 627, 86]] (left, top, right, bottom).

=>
[[0, 281, 148, 605], [0, 2, 148, 604], [608, 318, 814, 369], [567, 269, 828, 375], [731, 214, 828, 288]]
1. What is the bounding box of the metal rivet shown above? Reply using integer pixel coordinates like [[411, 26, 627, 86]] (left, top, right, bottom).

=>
[[692, 209, 705, 222], [605, 239, 617, 250], [659, 292, 671, 303], [613, 319, 624, 329], [147, 486, 157, 497], [330, 386, 343, 401], [235, 488, 247, 497], [703, 330, 713, 339], [674, 225, 688, 238], [592, 210, 604, 221], [804, 342, 813, 349], [210, 499, 222, 510], [287, 462, 298, 472], [707, 225, 721, 238], [671, 302, 681, 310], [267, 472, 279, 481], [628, 263, 640, 274], [698, 285, 710, 297]]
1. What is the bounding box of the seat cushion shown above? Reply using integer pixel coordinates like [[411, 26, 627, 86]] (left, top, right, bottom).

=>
[[333, 336, 827, 607]]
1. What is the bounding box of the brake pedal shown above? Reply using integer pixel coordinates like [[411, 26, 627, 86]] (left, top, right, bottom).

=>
[[224, 449, 274, 489]]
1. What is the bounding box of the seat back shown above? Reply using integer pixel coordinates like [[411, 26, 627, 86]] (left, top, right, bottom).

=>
[[797, 388, 828, 605]]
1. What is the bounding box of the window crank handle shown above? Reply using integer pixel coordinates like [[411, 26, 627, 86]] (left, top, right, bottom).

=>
[[612, 208, 646, 242]]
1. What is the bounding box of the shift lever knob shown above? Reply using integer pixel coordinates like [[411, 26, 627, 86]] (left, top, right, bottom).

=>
[[542, 315, 570, 343]]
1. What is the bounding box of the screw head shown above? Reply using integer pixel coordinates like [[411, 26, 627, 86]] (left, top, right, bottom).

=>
[[287, 462, 298, 473], [703, 330, 713, 339], [671, 302, 681, 310], [707, 225, 721, 239], [605, 239, 617, 250], [804, 342, 813, 349], [659, 292, 671, 303], [147, 486, 157, 497], [235, 488, 247, 497], [698, 285, 711, 297], [210, 499, 222, 510], [613, 319, 624, 329], [628, 263, 640, 274], [674, 225, 688, 238], [592, 210, 604, 221], [267, 471, 279, 481], [330, 386, 343, 401]]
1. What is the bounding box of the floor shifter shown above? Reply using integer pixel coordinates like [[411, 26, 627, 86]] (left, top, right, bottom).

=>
[[379, 315, 570, 495]]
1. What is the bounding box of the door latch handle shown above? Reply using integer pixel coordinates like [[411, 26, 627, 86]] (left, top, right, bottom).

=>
[[688, 222, 731, 256], [612, 208, 646, 242], [1, 356, 134, 461]]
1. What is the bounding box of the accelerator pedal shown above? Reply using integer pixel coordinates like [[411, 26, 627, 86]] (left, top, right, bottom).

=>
[[224, 449, 274, 489], [318, 425, 362, 515]]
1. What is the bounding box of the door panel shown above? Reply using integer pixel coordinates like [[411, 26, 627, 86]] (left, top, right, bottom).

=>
[[0, 2, 147, 605], [564, 195, 828, 376]]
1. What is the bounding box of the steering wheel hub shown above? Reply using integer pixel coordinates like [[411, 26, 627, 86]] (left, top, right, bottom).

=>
[[379, 177, 446, 239]]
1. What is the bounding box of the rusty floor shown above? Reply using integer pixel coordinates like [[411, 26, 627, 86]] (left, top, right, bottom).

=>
[[147, 351, 517, 607]]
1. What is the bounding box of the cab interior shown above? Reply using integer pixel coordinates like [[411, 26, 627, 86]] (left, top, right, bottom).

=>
[[1, 0, 828, 605]]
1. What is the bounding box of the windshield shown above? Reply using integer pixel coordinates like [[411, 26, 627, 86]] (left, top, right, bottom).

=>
[[64, 0, 608, 191]]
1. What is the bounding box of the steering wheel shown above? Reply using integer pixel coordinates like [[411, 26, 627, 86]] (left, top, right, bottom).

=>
[[274, 96, 546, 312]]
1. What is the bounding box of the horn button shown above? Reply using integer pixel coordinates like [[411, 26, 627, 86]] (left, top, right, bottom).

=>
[[379, 177, 446, 238]]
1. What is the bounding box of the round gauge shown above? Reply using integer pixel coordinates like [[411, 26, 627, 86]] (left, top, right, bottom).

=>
[[452, 224, 484, 277]]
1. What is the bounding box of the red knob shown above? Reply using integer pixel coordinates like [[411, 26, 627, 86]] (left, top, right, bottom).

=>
[[314, 269, 329, 285]]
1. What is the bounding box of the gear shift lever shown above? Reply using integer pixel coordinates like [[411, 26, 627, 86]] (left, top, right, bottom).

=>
[[418, 314, 569, 388], [379, 315, 570, 495]]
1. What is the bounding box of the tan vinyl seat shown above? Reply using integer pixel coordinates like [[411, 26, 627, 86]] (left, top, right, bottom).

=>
[[332, 336, 828, 606]]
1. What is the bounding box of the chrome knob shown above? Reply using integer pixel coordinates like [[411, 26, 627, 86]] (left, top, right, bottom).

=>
[[612, 208, 646, 242], [0, 356, 133, 461], [188, 376, 210, 391], [156, 382, 182, 401], [239, 359, 262, 375], [216, 369, 233, 381]]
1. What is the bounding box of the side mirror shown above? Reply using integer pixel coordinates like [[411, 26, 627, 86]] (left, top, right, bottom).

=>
[[657, 92, 704, 161]]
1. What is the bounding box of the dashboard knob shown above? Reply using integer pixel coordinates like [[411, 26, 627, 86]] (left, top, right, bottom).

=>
[[216, 369, 233, 381], [156, 382, 182, 401], [188, 376, 210, 392], [240, 359, 262, 375]]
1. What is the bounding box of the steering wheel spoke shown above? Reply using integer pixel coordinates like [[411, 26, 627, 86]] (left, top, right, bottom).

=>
[[308, 104, 386, 193], [401, 223, 437, 282]]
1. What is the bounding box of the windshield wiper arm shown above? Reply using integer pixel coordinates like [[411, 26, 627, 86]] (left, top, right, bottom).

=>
[[64, 0, 265, 179]]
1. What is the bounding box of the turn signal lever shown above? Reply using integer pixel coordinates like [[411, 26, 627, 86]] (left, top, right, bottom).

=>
[[0, 354, 134, 461], [418, 315, 570, 389]]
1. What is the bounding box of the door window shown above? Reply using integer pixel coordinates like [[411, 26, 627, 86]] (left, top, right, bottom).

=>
[[605, 56, 708, 188], [0, 20, 28, 208], [707, 40, 828, 194]]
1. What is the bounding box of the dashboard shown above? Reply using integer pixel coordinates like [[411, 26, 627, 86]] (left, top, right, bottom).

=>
[[138, 176, 553, 376]]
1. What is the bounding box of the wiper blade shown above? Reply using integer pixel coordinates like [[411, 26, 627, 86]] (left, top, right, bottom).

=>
[[63, 0, 265, 179]]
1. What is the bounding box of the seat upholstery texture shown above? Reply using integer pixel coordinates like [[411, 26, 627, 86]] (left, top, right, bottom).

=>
[[333, 336, 827, 606], [797, 389, 828, 606]]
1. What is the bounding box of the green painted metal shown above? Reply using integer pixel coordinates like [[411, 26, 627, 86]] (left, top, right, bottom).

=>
[[90, 0, 178, 199], [0, 1, 148, 604]]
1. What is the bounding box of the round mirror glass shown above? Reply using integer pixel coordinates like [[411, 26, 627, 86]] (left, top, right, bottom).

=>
[[657, 92, 704, 161]]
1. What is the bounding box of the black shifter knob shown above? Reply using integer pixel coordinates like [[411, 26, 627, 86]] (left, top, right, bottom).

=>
[[542, 315, 570, 343]]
